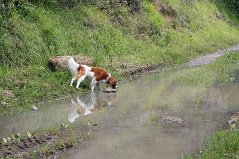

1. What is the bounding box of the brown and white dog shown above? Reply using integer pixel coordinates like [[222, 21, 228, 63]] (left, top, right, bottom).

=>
[[67, 58, 118, 91]]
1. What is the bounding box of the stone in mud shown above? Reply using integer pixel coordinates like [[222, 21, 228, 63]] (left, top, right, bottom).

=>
[[159, 116, 183, 124], [2, 138, 8, 144], [3, 90, 15, 98], [227, 112, 239, 126], [31, 105, 38, 111], [1, 101, 8, 105], [227, 117, 238, 125]]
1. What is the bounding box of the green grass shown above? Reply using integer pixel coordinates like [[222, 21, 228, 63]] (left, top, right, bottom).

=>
[[185, 130, 239, 159]]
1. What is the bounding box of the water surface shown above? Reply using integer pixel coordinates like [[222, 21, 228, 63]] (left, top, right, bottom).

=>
[[61, 71, 239, 159], [1, 69, 239, 159]]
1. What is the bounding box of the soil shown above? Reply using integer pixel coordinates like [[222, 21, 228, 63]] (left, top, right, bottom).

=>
[[108, 63, 166, 81], [0, 126, 91, 159]]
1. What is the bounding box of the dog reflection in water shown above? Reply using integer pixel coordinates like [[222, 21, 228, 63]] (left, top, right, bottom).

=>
[[68, 91, 116, 123]]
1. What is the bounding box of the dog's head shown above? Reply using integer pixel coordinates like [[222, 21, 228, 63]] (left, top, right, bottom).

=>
[[107, 76, 118, 90]]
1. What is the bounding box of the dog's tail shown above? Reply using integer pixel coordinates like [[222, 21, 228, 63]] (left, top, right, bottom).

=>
[[68, 57, 80, 75]]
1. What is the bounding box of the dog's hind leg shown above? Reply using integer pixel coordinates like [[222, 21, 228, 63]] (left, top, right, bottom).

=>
[[70, 76, 77, 86], [91, 78, 97, 91]]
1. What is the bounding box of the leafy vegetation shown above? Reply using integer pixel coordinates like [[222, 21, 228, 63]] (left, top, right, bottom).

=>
[[185, 129, 239, 159], [215, 0, 239, 20]]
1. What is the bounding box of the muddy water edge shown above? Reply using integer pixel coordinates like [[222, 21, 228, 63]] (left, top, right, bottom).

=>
[[1, 67, 239, 158]]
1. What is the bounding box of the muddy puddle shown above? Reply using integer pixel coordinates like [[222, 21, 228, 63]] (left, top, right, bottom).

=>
[[1, 69, 239, 159], [0, 91, 116, 137]]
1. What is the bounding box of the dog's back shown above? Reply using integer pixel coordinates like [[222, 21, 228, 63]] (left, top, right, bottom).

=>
[[68, 58, 79, 76]]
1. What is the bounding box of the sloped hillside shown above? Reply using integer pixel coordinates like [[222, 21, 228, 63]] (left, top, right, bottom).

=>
[[0, 0, 239, 114], [1, 0, 239, 67]]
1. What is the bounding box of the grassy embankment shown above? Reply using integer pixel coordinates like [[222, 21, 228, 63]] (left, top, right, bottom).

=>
[[1, 0, 239, 115]]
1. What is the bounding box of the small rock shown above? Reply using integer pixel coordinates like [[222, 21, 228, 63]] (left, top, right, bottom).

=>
[[3, 90, 15, 98], [27, 132, 32, 138], [92, 123, 98, 126], [61, 123, 68, 129], [230, 77, 235, 82], [160, 116, 183, 124], [6, 137, 11, 141], [227, 117, 237, 125], [126, 76, 133, 81], [227, 112, 239, 126], [1, 101, 8, 105], [31, 105, 38, 111], [2, 138, 8, 144]]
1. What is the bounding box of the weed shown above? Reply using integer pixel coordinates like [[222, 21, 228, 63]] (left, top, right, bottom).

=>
[[185, 130, 239, 159], [150, 115, 159, 123]]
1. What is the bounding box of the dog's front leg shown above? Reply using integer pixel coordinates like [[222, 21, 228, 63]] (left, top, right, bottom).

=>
[[90, 92, 96, 104], [70, 76, 77, 86], [76, 75, 86, 89], [98, 83, 102, 90]]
